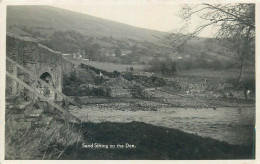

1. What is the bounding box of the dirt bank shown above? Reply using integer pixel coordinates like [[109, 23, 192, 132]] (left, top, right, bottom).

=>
[[58, 121, 254, 160]]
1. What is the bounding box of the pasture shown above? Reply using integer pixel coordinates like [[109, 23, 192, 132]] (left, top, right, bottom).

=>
[[176, 68, 255, 81], [68, 58, 144, 73]]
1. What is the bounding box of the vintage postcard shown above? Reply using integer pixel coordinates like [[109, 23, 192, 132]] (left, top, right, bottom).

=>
[[0, 0, 258, 162]]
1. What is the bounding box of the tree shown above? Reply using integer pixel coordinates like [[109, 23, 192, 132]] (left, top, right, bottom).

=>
[[173, 3, 255, 83], [84, 43, 100, 61]]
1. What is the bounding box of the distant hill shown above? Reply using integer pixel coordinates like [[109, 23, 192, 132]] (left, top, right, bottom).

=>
[[7, 6, 167, 42], [6, 6, 243, 69]]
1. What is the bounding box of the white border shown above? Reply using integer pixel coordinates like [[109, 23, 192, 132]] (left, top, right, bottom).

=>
[[0, 0, 258, 164]]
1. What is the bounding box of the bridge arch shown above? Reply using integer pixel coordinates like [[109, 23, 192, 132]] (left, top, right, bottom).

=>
[[6, 33, 73, 102], [38, 72, 56, 101], [40, 72, 53, 83], [33, 60, 63, 101]]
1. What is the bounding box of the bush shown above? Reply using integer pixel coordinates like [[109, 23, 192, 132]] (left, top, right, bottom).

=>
[[63, 70, 108, 97], [176, 58, 225, 71], [63, 85, 108, 97], [124, 71, 134, 81], [113, 71, 121, 78], [127, 75, 166, 88], [63, 70, 80, 87], [129, 84, 146, 99], [94, 76, 106, 85], [146, 57, 177, 75]]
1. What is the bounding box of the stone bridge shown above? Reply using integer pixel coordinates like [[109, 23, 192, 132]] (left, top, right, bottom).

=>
[[6, 33, 74, 101]]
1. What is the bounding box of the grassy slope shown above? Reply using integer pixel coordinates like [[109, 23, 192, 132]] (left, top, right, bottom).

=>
[[60, 121, 254, 160], [7, 6, 167, 42]]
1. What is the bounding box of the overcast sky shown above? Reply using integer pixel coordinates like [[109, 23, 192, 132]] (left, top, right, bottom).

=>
[[54, 3, 215, 37]]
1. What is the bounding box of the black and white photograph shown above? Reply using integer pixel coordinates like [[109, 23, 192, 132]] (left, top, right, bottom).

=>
[[2, 1, 257, 160]]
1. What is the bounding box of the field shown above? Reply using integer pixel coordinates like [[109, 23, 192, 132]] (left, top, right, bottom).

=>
[[176, 68, 255, 81], [66, 58, 144, 73], [80, 60, 144, 73], [67, 58, 255, 81]]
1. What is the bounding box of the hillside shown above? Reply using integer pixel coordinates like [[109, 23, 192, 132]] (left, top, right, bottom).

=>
[[7, 6, 166, 42], [6, 5, 245, 69], [7, 6, 179, 64]]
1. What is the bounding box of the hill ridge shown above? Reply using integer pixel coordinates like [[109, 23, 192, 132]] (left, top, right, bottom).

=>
[[7, 5, 167, 42]]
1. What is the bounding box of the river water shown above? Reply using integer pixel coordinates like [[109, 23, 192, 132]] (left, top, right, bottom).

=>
[[70, 106, 255, 145]]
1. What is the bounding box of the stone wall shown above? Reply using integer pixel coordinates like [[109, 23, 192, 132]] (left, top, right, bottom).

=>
[[6, 33, 67, 101]]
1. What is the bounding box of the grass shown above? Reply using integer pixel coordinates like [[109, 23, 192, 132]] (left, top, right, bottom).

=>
[[177, 68, 254, 81], [5, 118, 254, 160], [59, 121, 254, 160], [68, 58, 144, 73], [82, 60, 144, 73], [5, 117, 83, 160]]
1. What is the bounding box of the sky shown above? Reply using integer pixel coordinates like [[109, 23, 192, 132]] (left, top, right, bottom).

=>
[[53, 3, 215, 37]]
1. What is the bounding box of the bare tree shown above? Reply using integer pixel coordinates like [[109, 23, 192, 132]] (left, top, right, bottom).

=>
[[171, 3, 255, 83]]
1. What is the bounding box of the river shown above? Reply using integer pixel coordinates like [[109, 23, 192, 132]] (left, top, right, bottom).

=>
[[70, 106, 255, 145]]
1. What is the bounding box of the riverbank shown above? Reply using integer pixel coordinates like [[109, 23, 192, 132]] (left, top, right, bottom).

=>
[[59, 121, 254, 160]]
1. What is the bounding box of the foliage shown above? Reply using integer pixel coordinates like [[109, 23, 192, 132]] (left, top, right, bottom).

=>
[[63, 69, 80, 87], [125, 74, 166, 88], [19, 26, 47, 38], [124, 71, 134, 81], [177, 4, 255, 44], [63, 73, 108, 97], [84, 43, 101, 61], [226, 78, 255, 91], [63, 84, 109, 97], [146, 56, 177, 75], [113, 70, 121, 78], [40, 30, 87, 53], [129, 84, 146, 99], [176, 57, 225, 70], [174, 3, 255, 82]]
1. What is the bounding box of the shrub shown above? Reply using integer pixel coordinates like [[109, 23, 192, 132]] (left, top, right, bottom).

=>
[[113, 71, 121, 78], [63, 70, 108, 97], [129, 75, 166, 87], [94, 76, 106, 85], [124, 71, 134, 81], [146, 57, 177, 75], [63, 70, 80, 87], [129, 84, 146, 99]]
